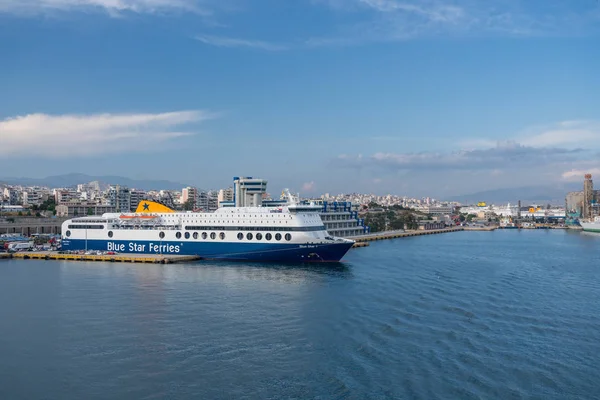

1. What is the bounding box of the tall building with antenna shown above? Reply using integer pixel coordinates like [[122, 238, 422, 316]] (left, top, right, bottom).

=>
[[583, 174, 594, 219]]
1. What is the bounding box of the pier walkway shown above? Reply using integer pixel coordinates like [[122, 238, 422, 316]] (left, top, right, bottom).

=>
[[5, 252, 200, 264], [350, 227, 464, 243]]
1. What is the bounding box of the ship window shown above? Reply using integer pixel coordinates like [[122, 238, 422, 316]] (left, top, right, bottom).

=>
[[285, 233, 292, 241], [193, 232, 198, 239], [176, 232, 182, 239], [202, 232, 207, 239], [159, 231, 165, 239], [275, 233, 281, 241], [247, 233, 253, 240], [108, 231, 113, 238], [266, 233, 272, 241], [256, 233, 262, 240], [237, 232, 243, 240], [185, 232, 190, 239], [66, 230, 71, 237], [210, 232, 216, 240], [219, 232, 225, 240]]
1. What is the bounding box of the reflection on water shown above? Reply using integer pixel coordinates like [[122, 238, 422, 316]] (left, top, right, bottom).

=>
[[579, 230, 600, 238], [1, 230, 600, 399], [184, 260, 354, 283]]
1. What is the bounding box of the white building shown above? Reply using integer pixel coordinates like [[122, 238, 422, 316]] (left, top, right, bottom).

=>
[[218, 187, 234, 204], [234, 177, 268, 207], [130, 189, 147, 211], [106, 185, 131, 212], [181, 187, 198, 208], [3, 188, 19, 205], [420, 205, 454, 215], [54, 188, 79, 204]]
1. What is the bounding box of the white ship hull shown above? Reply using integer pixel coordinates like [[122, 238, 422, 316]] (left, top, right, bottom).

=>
[[580, 221, 600, 233]]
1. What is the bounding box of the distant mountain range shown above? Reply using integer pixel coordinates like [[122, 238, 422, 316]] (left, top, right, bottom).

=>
[[446, 183, 583, 205], [0, 173, 187, 191]]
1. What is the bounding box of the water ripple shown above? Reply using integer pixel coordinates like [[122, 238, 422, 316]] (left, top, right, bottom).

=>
[[1, 230, 600, 399]]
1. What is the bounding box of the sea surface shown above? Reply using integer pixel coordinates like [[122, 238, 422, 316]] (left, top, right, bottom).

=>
[[1, 229, 600, 400]]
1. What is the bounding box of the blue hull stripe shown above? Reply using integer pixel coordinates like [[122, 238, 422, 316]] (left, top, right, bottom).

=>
[[61, 239, 353, 263]]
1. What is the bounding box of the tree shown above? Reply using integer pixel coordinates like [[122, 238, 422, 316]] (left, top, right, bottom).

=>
[[38, 198, 56, 212], [74, 210, 79, 216], [183, 199, 195, 211], [400, 211, 418, 230], [389, 218, 405, 230], [18, 211, 22, 216], [364, 213, 385, 232], [87, 208, 94, 215], [459, 214, 466, 222], [35, 212, 41, 217], [27, 211, 32, 216]]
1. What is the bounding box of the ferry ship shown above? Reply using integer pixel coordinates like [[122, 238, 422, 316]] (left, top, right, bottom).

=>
[[60, 184, 355, 262], [580, 217, 600, 233]]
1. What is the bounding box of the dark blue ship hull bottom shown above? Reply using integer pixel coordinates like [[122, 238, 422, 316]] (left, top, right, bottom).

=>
[[61, 239, 354, 263]]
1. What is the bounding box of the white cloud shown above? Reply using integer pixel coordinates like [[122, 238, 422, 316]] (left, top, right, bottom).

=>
[[459, 120, 600, 152], [336, 141, 585, 171], [311, 0, 599, 45], [0, 110, 215, 157], [459, 138, 500, 150], [561, 168, 600, 182], [519, 120, 600, 148], [194, 35, 287, 51], [302, 181, 316, 192], [359, 0, 464, 23], [0, 0, 211, 16]]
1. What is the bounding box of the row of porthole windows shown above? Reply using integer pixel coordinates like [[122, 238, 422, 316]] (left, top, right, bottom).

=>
[[87, 230, 292, 242], [66, 230, 115, 238], [152, 231, 293, 241], [237, 232, 292, 241], [160, 231, 227, 240]]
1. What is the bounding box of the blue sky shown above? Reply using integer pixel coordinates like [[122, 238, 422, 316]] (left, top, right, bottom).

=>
[[1, 0, 599, 198]]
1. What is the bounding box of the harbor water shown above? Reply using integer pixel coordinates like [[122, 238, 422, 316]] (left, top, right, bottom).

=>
[[1, 230, 600, 399]]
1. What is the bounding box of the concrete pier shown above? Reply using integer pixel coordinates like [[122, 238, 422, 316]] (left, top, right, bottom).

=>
[[350, 227, 464, 243], [8, 252, 200, 264], [463, 226, 497, 231]]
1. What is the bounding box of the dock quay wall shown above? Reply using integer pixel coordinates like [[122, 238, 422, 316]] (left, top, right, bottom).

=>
[[2, 252, 200, 264]]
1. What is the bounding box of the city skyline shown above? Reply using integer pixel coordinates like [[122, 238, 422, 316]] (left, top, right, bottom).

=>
[[1, 1, 599, 197]]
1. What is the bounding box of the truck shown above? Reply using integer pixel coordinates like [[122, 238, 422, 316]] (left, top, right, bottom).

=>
[[7, 241, 34, 252]]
